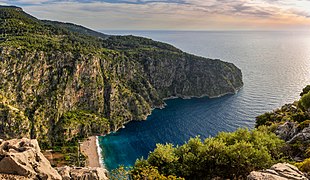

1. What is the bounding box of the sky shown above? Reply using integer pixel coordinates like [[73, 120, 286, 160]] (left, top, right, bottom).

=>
[[0, 0, 310, 31]]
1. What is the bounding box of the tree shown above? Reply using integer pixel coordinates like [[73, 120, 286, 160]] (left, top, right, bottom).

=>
[[300, 85, 310, 96], [300, 91, 310, 111]]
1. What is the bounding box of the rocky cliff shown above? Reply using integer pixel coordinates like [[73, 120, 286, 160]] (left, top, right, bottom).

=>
[[0, 6, 243, 148]]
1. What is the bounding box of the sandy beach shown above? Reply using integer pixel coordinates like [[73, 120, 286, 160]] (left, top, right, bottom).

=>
[[80, 136, 101, 167]]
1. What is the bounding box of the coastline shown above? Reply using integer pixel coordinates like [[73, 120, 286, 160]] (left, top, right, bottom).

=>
[[80, 136, 103, 168], [87, 87, 243, 169], [162, 87, 242, 101], [96, 136, 105, 168]]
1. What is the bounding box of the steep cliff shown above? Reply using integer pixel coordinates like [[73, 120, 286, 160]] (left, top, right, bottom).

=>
[[0, 6, 243, 147]]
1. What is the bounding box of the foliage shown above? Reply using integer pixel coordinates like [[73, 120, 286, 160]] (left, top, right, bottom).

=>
[[255, 102, 309, 127], [132, 165, 184, 180], [110, 166, 129, 180], [300, 91, 310, 111], [300, 85, 310, 96], [0, 99, 30, 138], [133, 128, 286, 179], [295, 158, 310, 174], [298, 120, 310, 130], [54, 110, 110, 144]]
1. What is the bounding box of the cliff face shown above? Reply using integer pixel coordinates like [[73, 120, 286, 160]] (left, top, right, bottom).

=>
[[0, 6, 243, 146], [141, 52, 242, 98]]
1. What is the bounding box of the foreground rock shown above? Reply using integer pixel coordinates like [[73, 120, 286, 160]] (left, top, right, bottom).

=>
[[247, 163, 308, 180], [0, 138, 62, 180], [0, 138, 110, 180], [57, 166, 108, 180]]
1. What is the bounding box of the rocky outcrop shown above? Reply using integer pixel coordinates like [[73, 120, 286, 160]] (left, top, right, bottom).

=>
[[287, 126, 310, 144], [56, 166, 108, 180], [0, 138, 62, 180], [275, 121, 310, 159], [0, 138, 110, 180], [247, 163, 308, 180], [275, 121, 300, 141]]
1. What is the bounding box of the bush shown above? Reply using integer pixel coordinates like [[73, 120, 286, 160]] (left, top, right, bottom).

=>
[[295, 158, 310, 174], [133, 128, 286, 179], [299, 120, 310, 129], [255, 112, 273, 127], [300, 91, 310, 111], [132, 165, 184, 180], [300, 85, 310, 96], [110, 166, 129, 180]]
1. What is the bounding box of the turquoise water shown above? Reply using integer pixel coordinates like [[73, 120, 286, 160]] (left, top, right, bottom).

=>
[[98, 31, 310, 170]]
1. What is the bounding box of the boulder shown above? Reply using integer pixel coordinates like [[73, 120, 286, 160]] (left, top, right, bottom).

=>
[[287, 127, 310, 144], [0, 174, 29, 180], [247, 163, 307, 180], [0, 138, 62, 180], [275, 122, 299, 141], [56, 166, 109, 180]]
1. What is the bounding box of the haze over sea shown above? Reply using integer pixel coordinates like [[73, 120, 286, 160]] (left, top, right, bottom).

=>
[[98, 31, 310, 170]]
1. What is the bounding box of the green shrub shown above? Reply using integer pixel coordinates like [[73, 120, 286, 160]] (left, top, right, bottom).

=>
[[300, 85, 310, 96], [295, 158, 310, 174], [255, 112, 274, 127], [299, 120, 310, 129], [133, 128, 286, 179], [300, 91, 310, 111], [132, 165, 184, 180]]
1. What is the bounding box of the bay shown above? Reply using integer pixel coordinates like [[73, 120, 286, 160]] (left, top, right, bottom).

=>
[[98, 31, 310, 170]]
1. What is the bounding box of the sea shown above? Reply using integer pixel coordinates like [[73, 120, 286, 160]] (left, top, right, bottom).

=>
[[98, 31, 310, 170]]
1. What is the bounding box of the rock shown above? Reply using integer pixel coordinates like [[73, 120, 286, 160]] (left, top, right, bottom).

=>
[[247, 163, 308, 180], [56, 166, 71, 180], [0, 138, 62, 180], [275, 122, 299, 141], [0, 174, 29, 180], [56, 166, 109, 180], [287, 127, 310, 144]]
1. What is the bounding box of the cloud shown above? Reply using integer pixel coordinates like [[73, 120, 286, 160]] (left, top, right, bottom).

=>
[[1, 0, 310, 30]]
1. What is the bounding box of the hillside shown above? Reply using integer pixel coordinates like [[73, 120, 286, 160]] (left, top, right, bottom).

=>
[[0, 5, 243, 154]]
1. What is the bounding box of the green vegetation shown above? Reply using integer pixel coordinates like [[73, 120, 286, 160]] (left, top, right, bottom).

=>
[[110, 165, 184, 180], [300, 91, 310, 110], [300, 85, 310, 96], [295, 158, 310, 174], [55, 110, 110, 143], [130, 127, 285, 179], [0, 99, 30, 139]]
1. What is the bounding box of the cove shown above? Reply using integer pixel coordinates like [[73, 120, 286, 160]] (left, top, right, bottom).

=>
[[99, 31, 310, 171]]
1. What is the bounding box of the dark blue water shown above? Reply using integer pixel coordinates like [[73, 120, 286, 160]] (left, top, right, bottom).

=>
[[98, 31, 310, 170]]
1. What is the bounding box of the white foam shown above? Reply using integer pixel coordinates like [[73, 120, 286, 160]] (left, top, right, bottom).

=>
[[95, 136, 105, 168]]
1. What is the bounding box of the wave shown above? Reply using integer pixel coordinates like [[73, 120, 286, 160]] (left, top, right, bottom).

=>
[[96, 136, 105, 168]]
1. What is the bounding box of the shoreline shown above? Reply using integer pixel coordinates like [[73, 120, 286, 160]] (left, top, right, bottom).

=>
[[162, 87, 242, 101], [85, 87, 243, 170], [80, 136, 103, 168], [96, 136, 105, 168]]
